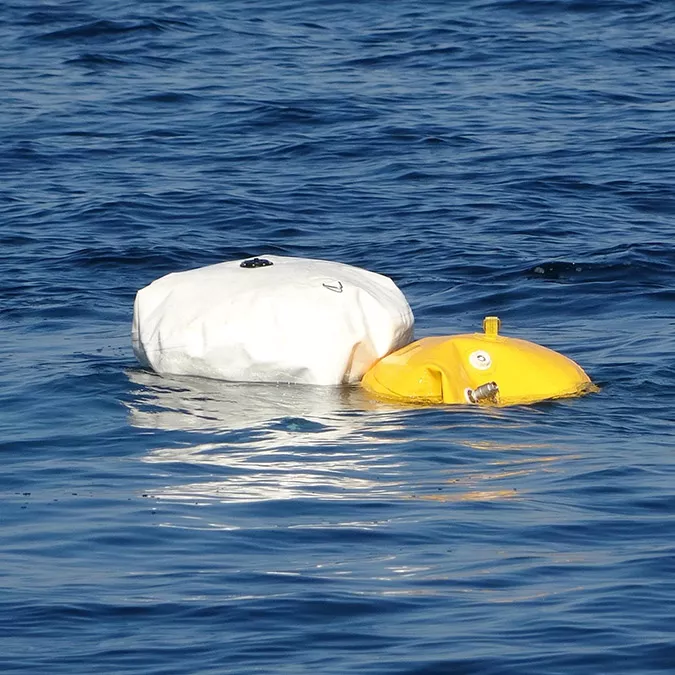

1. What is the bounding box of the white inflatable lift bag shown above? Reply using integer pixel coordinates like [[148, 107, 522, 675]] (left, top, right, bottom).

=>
[[132, 256, 414, 385]]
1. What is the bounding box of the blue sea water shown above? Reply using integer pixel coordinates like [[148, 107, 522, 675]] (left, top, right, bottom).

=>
[[2, 0, 675, 672]]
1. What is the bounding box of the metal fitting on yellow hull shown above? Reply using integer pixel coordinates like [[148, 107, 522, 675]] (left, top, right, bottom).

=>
[[361, 317, 597, 406]]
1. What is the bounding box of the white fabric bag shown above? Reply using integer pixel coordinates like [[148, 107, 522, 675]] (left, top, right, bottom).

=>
[[132, 255, 414, 385]]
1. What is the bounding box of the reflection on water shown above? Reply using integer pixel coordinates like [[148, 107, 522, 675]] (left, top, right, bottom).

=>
[[127, 369, 408, 506], [126, 368, 397, 435], [126, 369, 569, 512]]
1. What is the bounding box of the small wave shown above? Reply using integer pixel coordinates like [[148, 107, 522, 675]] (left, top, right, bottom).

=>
[[65, 53, 131, 68], [342, 45, 463, 69], [37, 18, 174, 42], [120, 91, 204, 107]]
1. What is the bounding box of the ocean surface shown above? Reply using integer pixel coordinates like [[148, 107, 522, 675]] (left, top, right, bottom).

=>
[[2, 0, 675, 673]]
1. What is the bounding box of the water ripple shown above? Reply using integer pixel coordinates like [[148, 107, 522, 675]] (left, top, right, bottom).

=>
[[2, 0, 675, 673]]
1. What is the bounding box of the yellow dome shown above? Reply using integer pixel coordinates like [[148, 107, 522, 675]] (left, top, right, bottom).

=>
[[361, 317, 596, 406]]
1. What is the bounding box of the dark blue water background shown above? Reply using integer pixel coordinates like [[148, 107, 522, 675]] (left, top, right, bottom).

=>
[[2, 0, 675, 673]]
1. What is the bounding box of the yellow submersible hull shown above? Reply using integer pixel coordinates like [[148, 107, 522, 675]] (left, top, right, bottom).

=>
[[361, 317, 597, 406]]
